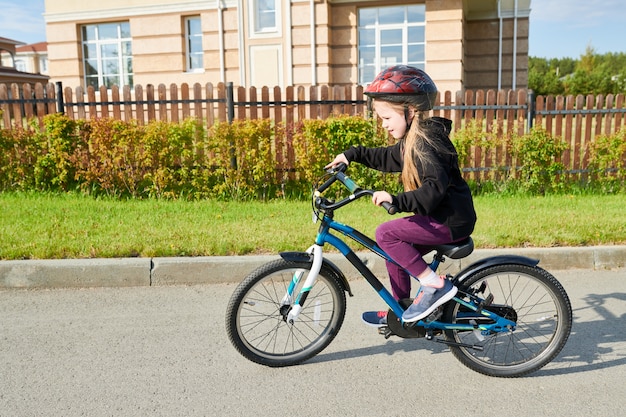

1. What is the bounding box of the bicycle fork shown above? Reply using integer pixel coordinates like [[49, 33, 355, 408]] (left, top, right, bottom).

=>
[[283, 245, 324, 324]]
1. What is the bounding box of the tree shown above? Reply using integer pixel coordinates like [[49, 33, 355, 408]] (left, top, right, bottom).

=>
[[562, 46, 621, 95], [528, 57, 564, 96], [529, 48, 626, 95]]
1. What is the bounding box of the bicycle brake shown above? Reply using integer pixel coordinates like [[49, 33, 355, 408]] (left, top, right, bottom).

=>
[[478, 293, 495, 311]]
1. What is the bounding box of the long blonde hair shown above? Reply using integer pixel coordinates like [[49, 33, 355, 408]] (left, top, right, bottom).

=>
[[401, 117, 425, 191], [377, 100, 430, 191], [379, 101, 449, 191]]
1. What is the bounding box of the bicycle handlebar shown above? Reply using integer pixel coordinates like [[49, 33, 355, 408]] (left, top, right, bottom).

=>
[[317, 163, 398, 215], [381, 200, 398, 215]]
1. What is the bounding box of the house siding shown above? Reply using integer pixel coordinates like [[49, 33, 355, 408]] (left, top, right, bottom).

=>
[[42, 0, 529, 95], [464, 17, 529, 91], [425, 0, 464, 93]]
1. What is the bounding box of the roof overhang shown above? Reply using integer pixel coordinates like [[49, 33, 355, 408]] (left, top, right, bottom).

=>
[[464, 0, 531, 20]]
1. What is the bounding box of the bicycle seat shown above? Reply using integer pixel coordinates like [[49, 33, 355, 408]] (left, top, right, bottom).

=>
[[433, 237, 474, 259]]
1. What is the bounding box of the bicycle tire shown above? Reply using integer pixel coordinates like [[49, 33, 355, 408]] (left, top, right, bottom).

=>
[[225, 259, 347, 367], [443, 264, 572, 377]]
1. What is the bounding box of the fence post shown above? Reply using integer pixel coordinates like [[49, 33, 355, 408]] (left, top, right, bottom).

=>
[[225, 82, 237, 169], [226, 82, 234, 123], [55, 82, 64, 115], [527, 89, 535, 131]]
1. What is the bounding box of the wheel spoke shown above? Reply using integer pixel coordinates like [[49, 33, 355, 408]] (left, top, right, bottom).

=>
[[226, 260, 346, 366], [445, 264, 571, 377]]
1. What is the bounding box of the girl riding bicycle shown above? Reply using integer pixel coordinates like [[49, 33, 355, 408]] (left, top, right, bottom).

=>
[[326, 65, 477, 326]]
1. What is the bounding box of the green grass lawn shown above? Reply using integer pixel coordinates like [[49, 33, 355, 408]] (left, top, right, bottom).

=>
[[1, 192, 625, 260]]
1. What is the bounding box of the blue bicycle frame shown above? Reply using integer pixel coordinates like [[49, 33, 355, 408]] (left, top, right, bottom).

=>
[[282, 167, 517, 336]]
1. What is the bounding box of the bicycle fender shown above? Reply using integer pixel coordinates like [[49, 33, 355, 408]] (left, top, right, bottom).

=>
[[452, 255, 540, 286], [280, 252, 353, 296]]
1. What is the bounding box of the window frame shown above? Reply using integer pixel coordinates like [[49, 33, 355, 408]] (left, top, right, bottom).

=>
[[81, 21, 133, 90], [184, 16, 204, 73], [39, 56, 48, 74], [14, 59, 27, 72], [357, 5, 426, 85], [249, 0, 281, 38]]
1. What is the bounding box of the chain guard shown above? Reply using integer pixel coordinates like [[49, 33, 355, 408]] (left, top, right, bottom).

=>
[[381, 295, 516, 339]]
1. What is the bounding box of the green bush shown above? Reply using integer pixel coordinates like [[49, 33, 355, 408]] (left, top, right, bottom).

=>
[[292, 115, 402, 197], [0, 114, 624, 199], [0, 115, 82, 192], [451, 119, 507, 173], [141, 118, 206, 198], [73, 117, 146, 197], [0, 124, 34, 190], [510, 127, 569, 194], [208, 119, 278, 200], [32, 114, 82, 191], [587, 129, 626, 192]]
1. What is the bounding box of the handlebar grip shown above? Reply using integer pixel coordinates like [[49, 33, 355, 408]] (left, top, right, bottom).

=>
[[381, 201, 398, 215], [317, 176, 336, 193], [328, 162, 347, 174], [318, 163, 349, 193]]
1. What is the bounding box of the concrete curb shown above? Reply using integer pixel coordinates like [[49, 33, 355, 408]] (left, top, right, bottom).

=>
[[1, 245, 625, 289]]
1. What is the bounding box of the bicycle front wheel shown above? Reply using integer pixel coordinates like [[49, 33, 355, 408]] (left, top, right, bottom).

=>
[[443, 264, 572, 377], [225, 259, 347, 367]]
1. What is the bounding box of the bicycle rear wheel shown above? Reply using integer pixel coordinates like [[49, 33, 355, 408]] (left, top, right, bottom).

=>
[[443, 264, 572, 377], [225, 259, 346, 367]]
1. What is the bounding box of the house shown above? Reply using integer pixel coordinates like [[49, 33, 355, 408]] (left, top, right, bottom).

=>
[[0, 37, 50, 85], [43, 0, 530, 93], [14, 42, 49, 76]]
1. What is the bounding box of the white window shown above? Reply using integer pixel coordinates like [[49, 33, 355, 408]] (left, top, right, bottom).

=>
[[39, 57, 48, 74], [254, 0, 277, 33], [358, 5, 426, 85], [15, 59, 27, 72], [82, 22, 133, 89], [185, 16, 204, 72]]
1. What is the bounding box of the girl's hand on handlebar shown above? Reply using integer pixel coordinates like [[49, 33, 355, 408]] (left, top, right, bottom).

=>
[[372, 191, 393, 207], [324, 154, 349, 170]]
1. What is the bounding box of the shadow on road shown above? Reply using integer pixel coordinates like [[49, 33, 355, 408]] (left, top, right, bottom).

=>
[[309, 335, 448, 365], [308, 292, 626, 377], [536, 291, 626, 376]]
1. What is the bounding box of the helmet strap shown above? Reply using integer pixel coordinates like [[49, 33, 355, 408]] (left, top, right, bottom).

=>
[[403, 105, 414, 130]]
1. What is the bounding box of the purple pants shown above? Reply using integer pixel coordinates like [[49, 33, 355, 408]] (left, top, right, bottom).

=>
[[375, 214, 460, 300]]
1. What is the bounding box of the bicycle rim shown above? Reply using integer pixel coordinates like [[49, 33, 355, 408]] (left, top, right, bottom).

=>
[[444, 264, 572, 377], [226, 260, 346, 367]]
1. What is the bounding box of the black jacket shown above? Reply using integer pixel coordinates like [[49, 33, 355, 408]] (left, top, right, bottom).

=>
[[343, 117, 476, 240]]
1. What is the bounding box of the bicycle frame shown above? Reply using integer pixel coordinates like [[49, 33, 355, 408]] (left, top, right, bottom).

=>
[[227, 164, 572, 375], [283, 167, 517, 336]]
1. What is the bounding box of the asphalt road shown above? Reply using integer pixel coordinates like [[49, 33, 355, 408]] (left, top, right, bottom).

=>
[[1, 268, 625, 417]]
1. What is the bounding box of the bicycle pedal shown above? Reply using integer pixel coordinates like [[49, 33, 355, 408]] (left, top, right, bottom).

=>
[[377, 326, 393, 339]]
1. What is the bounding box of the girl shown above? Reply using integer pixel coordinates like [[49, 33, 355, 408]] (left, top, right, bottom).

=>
[[326, 65, 476, 325]]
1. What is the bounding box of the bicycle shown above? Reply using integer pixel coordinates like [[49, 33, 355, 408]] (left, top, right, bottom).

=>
[[225, 164, 573, 377]]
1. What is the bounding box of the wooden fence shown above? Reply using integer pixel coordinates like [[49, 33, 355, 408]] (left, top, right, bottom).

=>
[[1, 81, 625, 179]]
